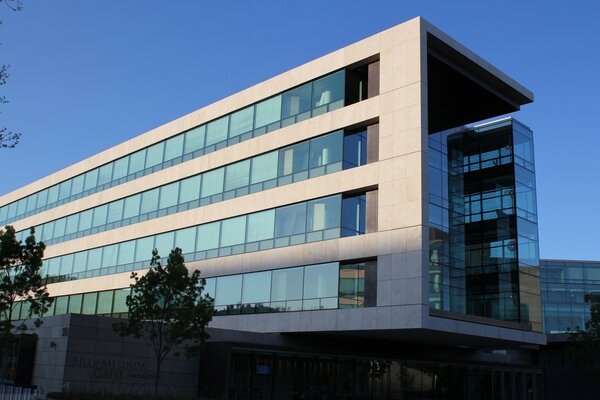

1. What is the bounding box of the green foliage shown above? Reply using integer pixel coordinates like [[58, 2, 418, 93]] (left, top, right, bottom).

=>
[[568, 296, 600, 370], [0, 225, 51, 340], [113, 248, 213, 394]]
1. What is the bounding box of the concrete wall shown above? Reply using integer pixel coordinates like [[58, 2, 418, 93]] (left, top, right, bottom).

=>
[[31, 314, 199, 397]]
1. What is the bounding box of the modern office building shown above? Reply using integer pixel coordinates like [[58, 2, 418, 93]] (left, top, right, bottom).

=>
[[1, 17, 550, 398]]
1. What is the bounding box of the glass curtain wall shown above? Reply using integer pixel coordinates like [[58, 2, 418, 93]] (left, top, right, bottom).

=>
[[428, 119, 541, 331]]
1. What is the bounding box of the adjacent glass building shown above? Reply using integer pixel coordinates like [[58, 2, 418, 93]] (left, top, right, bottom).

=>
[[0, 18, 549, 399]]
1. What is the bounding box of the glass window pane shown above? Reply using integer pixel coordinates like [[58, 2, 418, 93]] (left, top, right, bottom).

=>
[[83, 169, 98, 191], [58, 180, 72, 200], [68, 294, 82, 314], [113, 289, 130, 315], [303, 262, 338, 299], [225, 160, 250, 191], [164, 134, 184, 160], [155, 232, 174, 258], [97, 163, 113, 186], [341, 194, 366, 236], [54, 296, 69, 315], [175, 227, 196, 254], [275, 203, 306, 237], [271, 267, 303, 301], [64, 214, 79, 235], [201, 168, 224, 198], [184, 125, 206, 154], [53, 218, 66, 238], [112, 157, 129, 181], [25, 194, 37, 213], [73, 251, 88, 273], [123, 195, 141, 219], [204, 278, 216, 299], [71, 175, 85, 196], [159, 182, 180, 210], [215, 275, 242, 306], [117, 241, 135, 265], [140, 189, 159, 214], [82, 292, 98, 315], [229, 106, 254, 137], [60, 253, 74, 276], [107, 199, 124, 224], [307, 196, 341, 231], [97, 291, 114, 315], [101, 244, 119, 268], [47, 185, 59, 204], [135, 236, 154, 263], [242, 271, 271, 304], [92, 204, 108, 228], [35, 189, 48, 209], [278, 142, 309, 176], [220, 216, 246, 247], [343, 130, 368, 168], [179, 175, 201, 204], [254, 95, 281, 128], [251, 151, 278, 184], [128, 150, 146, 175], [87, 248, 102, 270], [312, 70, 344, 107], [309, 131, 343, 168], [196, 222, 220, 251], [282, 83, 311, 118], [145, 142, 165, 169], [205, 116, 229, 146], [247, 210, 275, 242]]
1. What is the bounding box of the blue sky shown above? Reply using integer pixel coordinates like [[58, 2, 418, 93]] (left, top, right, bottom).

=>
[[1, 1, 598, 260]]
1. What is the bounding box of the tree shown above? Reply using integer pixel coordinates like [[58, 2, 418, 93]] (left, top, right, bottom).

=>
[[0, 0, 24, 148], [113, 248, 213, 395], [0, 225, 51, 338], [568, 295, 600, 371]]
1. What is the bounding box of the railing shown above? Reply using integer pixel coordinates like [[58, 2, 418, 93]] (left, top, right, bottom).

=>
[[0, 385, 44, 400]]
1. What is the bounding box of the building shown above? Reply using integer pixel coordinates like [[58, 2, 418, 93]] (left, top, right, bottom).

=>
[[0, 17, 549, 399]]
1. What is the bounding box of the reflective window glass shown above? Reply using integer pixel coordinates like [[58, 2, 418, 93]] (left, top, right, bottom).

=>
[[112, 157, 129, 180], [196, 222, 220, 251], [97, 163, 113, 186], [53, 218, 66, 238], [312, 70, 344, 107], [271, 267, 303, 301], [82, 292, 98, 315], [25, 194, 37, 213], [101, 244, 119, 268], [278, 142, 309, 176], [205, 116, 229, 146], [341, 194, 366, 236], [117, 241, 135, 265], [309, 131, 343, 168], [215, 275, 242, 306], [254, 95, 281, 128], [54, 296, 69, 315], [83, 169, 98, 191], [135, 236, 154, 263], [73, 252, 88, 273], [60, 253, 74, 275], [58, 180, 72, 201], [282, 83, 311, 118], [229, 106, 254, 137], [159, 182, 180, 209], [64, 214, 79, 235], [220, 216, 246, 247], [35, 189, 48, 209], [164, 135, 184, 161], [87, 248, 102, 270], [123, 195, 141, 219], [246, 210, 275, 242], [113, 289, 130, 314], [242, 271, 271, 304], [225, 160, 250, 191], [71, 175, 85, 196], [92, 204, 108, 228], [184, 125, 205, 154], [107, 200, 124, 224], [128, 150, 146, 175], [201, 168, 224, 198], [175, 227, 196, 254], [140, 189, 159, 214], [68, 294, 82, 314], [303, 262, 338, 299], [307, 196, 340, 231], [275, 203, 306, 237], [179, 175, 201, 203], [155, 232, 174, 257], [251, 152, 278, 184], [97, 291, 114, 315], [47, 185, 59, 204], [145, 142, 165, 169]]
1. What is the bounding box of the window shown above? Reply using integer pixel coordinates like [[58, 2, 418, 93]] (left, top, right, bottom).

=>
[[225, 160, 250, 191], [247, 210, 275, 242], [251, 152, 278, 184], [229, 106, 254, 137], [205, 116, 229, 146], [220, 216, 246, 247], [278, 142, 309, 176], [242, 271, 271, 305], [196, 222, 220, 252], [254, 96, 281, 129], [307, 196, 340, 231], [201, 168, 224, 198], [309, 131, 343, 168], [275, 203, 306, 237], [282, 83, 311, 119], [145, 142, 165, 169], [179, 175, 201, 203], [184, 126, 205, 154]]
